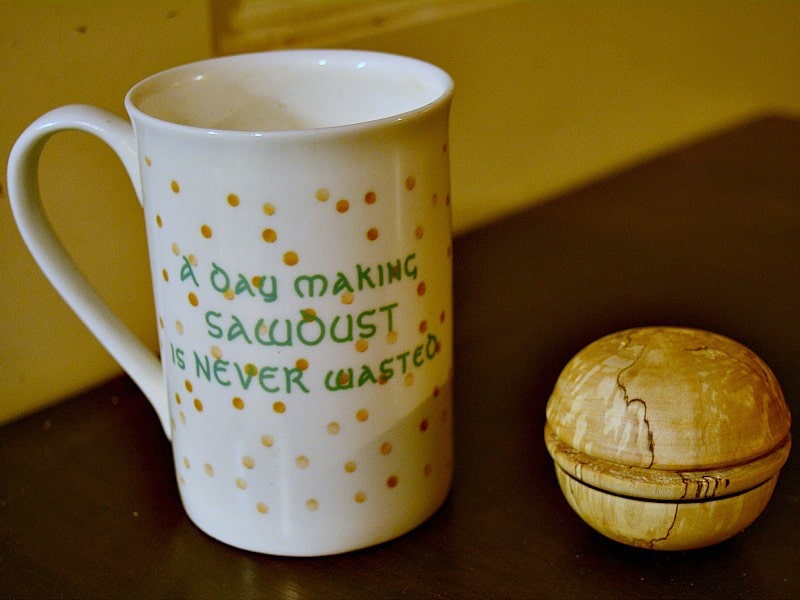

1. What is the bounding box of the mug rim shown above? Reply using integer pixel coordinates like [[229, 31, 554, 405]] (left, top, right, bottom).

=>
[[124, 49, 454, 138]]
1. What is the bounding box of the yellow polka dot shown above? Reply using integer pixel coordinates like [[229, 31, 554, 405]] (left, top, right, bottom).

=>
[[204, 463, 214, 476], [354, 491, 367, 503], [179, 411, 186, 425], [356, 408, 369, 422], [283, 251, 299, 266], [366, 228, 379, 241], [404, 373, 414, 387], [364, 191, 376, 205], [171, 242, 180, 255], [380, 441, 392, 455], [183, 456, 190, 468], [387, 475, 399, 488], [156, 214, 163, 228], [338, 371, 350, 386], [227, 193, 240, 207], [161, 269, 169, 282], [211, 345, 222, 359], [242, 456, 255, 469], [171, 180, 180, 193], [184, 380, 193, 392], [189, 254, 198, 266], [179, 476, 185, 485], [159, 316, 164, 329], [256, 502, 268, 514], [175, 393, 182, 405], [301, 308, 316, 322], [236, 478, 248, 490], [194, 398, 203, 412], [355, 339, 369, 353], [244, 363, 257, 377], [336, 199, 349, 213], [316, 188, 330, 202], [176, 320, 184, 334], [263, 202, 276, 215], [306, 499, 319, 511], [261, 434, 274, 447], [405, 175, 416, 191], [145, 156, 152, 166], [387, 331, 398, 344], [273, 401, 286, 414], [327, 422, 340, 435], [295, 358, 309, 371], [200, 224, 212, 239], [341, 292, 354, 305], [261, 228, 278, 244], [223, 289, 235, 300], [415, 225, 424, 239], [188, 292, 199, 306], [344, 461, 357, 473], [232, 397, 244, 410], [295, 455, 310, 469]]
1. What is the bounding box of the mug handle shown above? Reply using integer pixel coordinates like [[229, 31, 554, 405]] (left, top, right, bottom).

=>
[[7, 104, 170, 438]]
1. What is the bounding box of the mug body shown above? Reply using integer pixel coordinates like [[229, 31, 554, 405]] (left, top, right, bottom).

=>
[[126, 50, 454, 555]]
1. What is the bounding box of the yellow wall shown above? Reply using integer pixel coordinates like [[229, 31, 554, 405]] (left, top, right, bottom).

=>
[[2, 1, 800, 424]]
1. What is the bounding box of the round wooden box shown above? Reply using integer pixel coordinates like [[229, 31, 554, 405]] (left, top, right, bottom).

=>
[[544, 327, 791, 550]]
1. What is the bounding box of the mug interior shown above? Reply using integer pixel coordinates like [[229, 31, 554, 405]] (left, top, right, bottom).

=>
[[127, 50, 453, 133]]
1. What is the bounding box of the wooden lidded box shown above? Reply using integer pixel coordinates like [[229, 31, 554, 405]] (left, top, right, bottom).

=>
[[544, 327, 791, 550]]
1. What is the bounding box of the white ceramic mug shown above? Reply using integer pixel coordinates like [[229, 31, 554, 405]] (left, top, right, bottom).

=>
[[7, 50, 454, 556]]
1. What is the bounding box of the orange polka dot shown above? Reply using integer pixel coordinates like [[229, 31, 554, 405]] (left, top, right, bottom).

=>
[[306, 499, 319, 511], [223, 289, 235, 300], [188, 292, 199, 306], [256, 502, 268, 514], [327, 422, 340, 435], [354, 491, 367, 503], [387, 331, 398, 344], [341, 291, 354, 305], [211, 345, 222, 359], [175, 393, 182, 405], [338, 371, 350, 386], [364, 191, 376, 205], [193, 398, 203, 412], [263, 202, 276, 215], [242, 456, 255, 469], [405, 175, 416, 191], [156, 214, 163, 228], [262, 228, 277, 243], [415, 225, 424, 239], [232, 396, 244, 410], [296, 358, 309, 371], [419, 320, 428, 334], [236, 478, 248, 490], [356, 408, 369, 422], [171, 180, 180, 193], [261, 434, 274, 447], [380, 442, 392, 455], [355, 339, 368, 353], [204, 463, 214, 476], [446, 193, 451, 206], [366, 228, 379, 241], [171, 242, 180, 255], [245, 363, 257, 376], [417, 282, 426, 296], [432, 192, 439, 206], [284, 251, 299, 266], [404, 373, 414, 387], [162, 269, 169, 282], [200, 224, 212, 239], [316, 188, 330, 202], [301, 308, 317, 322], [227, 193, 240, 207], [145, 156, 152, 166], [424, 463, 433, 476], [336, 199, 349, 213], [184, 380, 193, 392], [295, 455, 310, 469], [344, 461, 357, 473], [387, 475, 399, 488], [420, 418, 429, 432], [440, 310, 446, 323], [189, 254, 198, 266], [273, 401, 286, 414]]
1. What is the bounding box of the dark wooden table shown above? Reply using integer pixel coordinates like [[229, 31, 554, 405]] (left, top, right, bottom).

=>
[[2, 116, 800, 599]]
